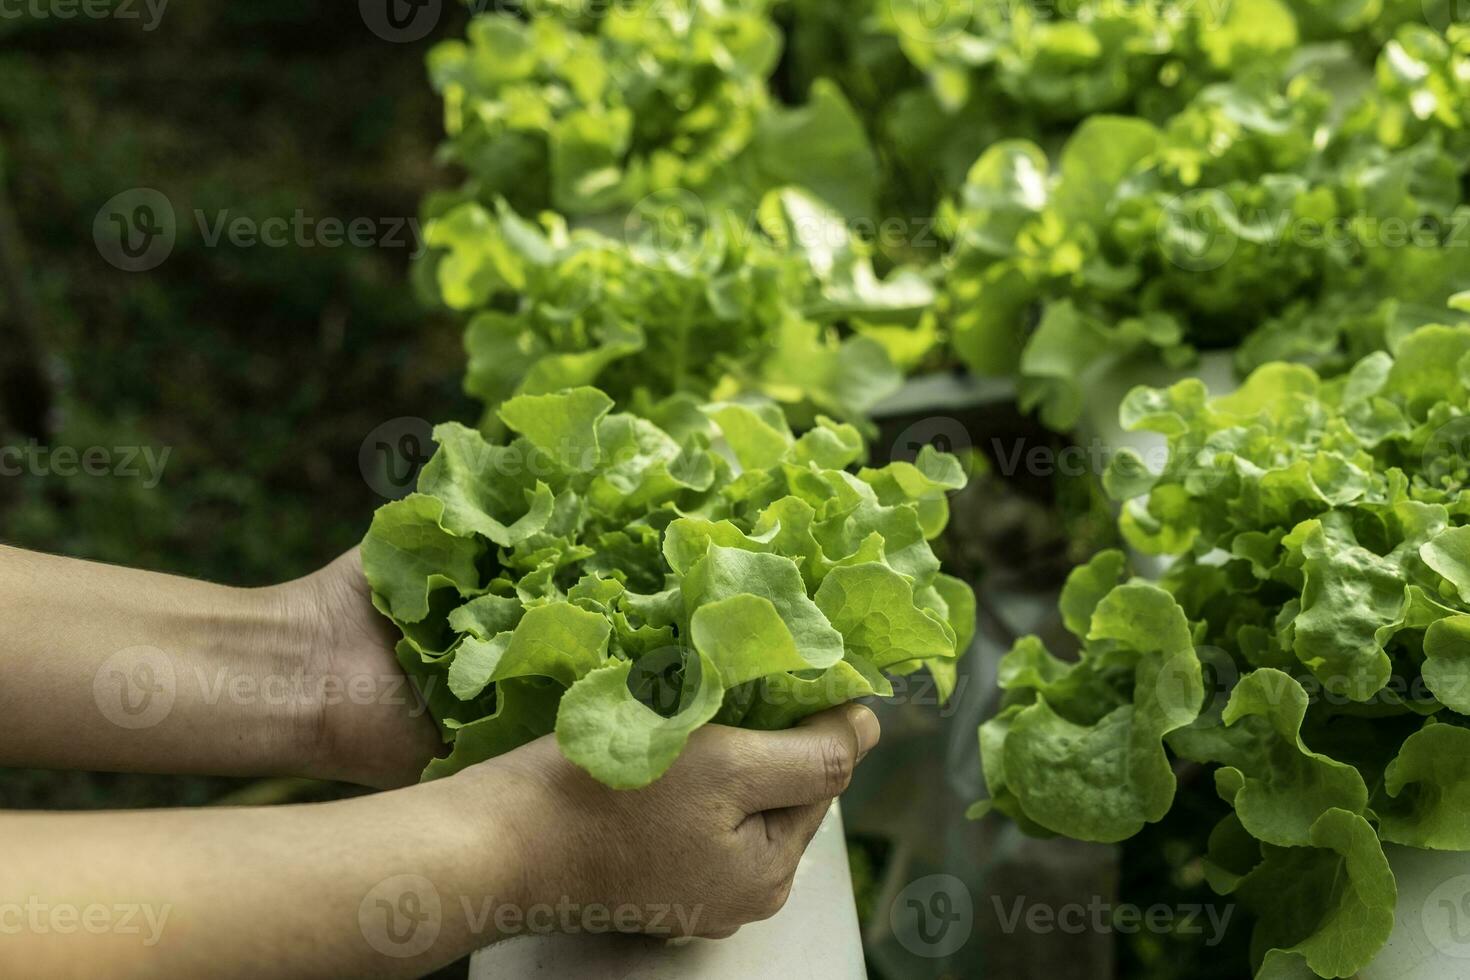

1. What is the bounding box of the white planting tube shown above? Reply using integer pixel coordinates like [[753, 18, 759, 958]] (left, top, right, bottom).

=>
[[468, 803, 865, 980]]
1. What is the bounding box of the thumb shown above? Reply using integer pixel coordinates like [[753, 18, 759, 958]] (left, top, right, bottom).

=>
[[734, 704, 880, 814]]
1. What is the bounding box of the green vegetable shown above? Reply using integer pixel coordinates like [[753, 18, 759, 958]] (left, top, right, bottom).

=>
[[423, 5, 1470, 435], [975, 323, 1470, 977], [427, 2, 783, 217], [364, 386, 972, 789], [422, 191, 930, 429], [943, 22, 1470, 428]]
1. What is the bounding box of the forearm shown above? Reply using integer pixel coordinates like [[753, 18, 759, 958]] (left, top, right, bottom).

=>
[[0, 775, 522, 978], [0, 545, 324, 779]]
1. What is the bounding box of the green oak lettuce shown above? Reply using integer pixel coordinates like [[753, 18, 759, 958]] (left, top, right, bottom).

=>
[[943, 22, 1470, 430], [976, 324, 1470, 978], [427, 0, 879, 222], [782, 0, 1430, 218], [424, 5, 1470, 436], [421, 189, 934, 428], [420, 2, 931, 426], [363, 386, 973, 789], [428, 1, 780, 218]]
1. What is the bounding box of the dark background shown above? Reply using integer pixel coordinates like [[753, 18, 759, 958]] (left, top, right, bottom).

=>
[[0, 3, 476, 809]]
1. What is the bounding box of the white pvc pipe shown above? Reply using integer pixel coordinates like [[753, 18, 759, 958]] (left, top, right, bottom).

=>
[[468, 803, 865, 979], [1075, 349, 1238, 466], [1362, 846, 1470, 979], [1076, 349, 1238, 579]]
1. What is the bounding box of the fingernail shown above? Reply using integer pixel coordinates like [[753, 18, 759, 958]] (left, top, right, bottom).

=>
[[847, 704, 880, 759]]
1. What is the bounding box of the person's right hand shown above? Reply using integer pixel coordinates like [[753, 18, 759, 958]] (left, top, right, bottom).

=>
[[456, 703, 881, 940]]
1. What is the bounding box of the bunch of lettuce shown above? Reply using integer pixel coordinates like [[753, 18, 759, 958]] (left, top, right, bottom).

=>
[[427, 0, 879, 222], [427, 0, 776, 217], [772, 0, 1317, 227], [975, 323, 1470, 977], [943, 22, 1470, 430], [361, 385, 974, 788], [782, 0, 1429, 214], [423, 5, 1470, 435], [419, 188, 936, 427], [471, 0, 1419, 225], [880, 0, 1289, 124], [420, 3, 924, 426], [904, 0, 1439, 122]]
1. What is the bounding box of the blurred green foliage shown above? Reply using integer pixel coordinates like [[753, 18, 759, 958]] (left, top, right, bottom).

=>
[[0, 4, 477, 807], [0, 3, 480, 581]]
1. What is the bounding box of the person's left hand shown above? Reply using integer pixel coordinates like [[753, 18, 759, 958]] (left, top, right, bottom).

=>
[[284, 548, 443, 789]]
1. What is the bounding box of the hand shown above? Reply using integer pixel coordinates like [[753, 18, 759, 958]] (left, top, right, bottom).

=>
[[458, 703, 882, 939], [0, 543, 442, 783], [0, 706, 880, 978], [285, 548, 443, 789]]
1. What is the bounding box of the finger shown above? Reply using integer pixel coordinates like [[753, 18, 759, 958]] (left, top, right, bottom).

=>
[[764, 797, 835, 862], [733, 704, 880, 813]]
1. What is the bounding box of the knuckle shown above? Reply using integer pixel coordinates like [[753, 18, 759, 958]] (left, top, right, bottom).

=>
[[757, 879, 794, 921], [759, 849, 794, 889], [717, 833, 748, 867], [699, 735, 740, 773], [774, 877, 795, 910], [730, 855, 795, 924], [733, 894, 779, 925], [817, 737, 854, 797]]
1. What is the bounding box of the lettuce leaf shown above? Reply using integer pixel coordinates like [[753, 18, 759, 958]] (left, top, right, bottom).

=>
[[978, 325, 1470, 977], [365, 386, 972, 789]]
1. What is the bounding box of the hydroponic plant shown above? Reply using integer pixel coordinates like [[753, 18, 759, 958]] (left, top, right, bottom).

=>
[[785, 0, 1422, 214], [362, 386, 973, 788], [423, 0, 877, 221], [421, 189, 936, 429], [943, 21, 1470, 429], [975, 323, 1470, 977], [421, 2, 1470, 444]]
